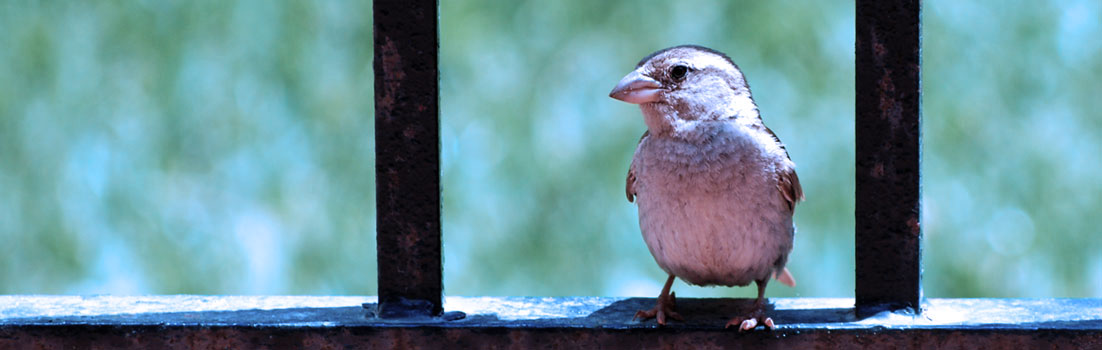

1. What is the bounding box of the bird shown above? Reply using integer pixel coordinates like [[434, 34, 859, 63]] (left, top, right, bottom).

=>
[[609, 45, 803, 331]]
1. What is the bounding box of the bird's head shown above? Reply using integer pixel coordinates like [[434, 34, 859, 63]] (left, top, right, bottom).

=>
[[609, 45, 760, 134]]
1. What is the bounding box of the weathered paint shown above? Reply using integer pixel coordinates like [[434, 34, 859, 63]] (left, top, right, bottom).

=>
[[2, 297, 1100, 349], [4, 296, 1101, 329]]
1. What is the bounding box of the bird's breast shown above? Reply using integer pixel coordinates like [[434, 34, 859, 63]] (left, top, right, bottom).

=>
[[632, 122, 793, 287]]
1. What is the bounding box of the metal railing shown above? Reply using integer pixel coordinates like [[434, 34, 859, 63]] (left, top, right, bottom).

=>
[[374, 0, 924, 319], [4, 0, 1101, 348]]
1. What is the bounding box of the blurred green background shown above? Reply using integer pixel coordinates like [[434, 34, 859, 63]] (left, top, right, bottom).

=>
[[0, 1, 1099, 298]]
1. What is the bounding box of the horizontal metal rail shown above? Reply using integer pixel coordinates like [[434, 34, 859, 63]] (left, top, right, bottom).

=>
[[2, 296, 1100, 348]]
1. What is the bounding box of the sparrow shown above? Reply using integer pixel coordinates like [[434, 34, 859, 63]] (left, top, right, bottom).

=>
[[609, 45, 803, 331]]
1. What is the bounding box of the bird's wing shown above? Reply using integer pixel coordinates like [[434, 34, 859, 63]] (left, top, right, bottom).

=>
[[754, 123, 805, 212], [757, 124, 802, 286], [625, 130, 650, 203], [777, 167, 804, 212]]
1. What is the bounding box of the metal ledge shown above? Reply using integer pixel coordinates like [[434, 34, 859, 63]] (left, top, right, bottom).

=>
[[2, 296, 1101, 348]]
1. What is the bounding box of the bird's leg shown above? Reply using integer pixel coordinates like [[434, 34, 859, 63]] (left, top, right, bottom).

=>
[[725, 278, 774, 331], [634, 274, 683, 325]]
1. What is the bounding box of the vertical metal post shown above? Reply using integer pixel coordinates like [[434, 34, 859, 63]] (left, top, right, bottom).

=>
[[373, 0, 443, 318], [855, 0, 922, 317]]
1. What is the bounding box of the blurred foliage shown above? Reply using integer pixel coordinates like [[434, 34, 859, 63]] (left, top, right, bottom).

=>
[[441, 0, 854, 298], [0, 1, 376, 294], [0, 0, 1099, 298], [923, 0, 1102, 297]]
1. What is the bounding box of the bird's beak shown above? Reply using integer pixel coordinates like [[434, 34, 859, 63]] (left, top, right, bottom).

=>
[[609, 70, 662, 104]]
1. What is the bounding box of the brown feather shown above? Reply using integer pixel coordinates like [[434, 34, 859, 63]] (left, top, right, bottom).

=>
[[750, 122, 803, 211], [625, 130, 650, 203], [777, 168, 804, 212], [626, 170, 636, 203]]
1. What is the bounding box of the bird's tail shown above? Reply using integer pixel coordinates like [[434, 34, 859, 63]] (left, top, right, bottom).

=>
[[773, 268, 796, 287]]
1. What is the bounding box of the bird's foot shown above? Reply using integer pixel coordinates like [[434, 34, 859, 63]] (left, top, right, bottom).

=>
[[634, 291, 683, 325], [724, 305, 774, 331]]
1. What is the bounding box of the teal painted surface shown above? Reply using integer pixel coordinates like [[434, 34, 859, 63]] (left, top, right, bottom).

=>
[[0, 1, 1100, 297], [3, 296, 1101, 330]]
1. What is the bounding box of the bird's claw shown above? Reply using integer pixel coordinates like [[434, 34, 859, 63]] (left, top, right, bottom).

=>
[[634, 291, 683, 325], [724, 305, 775, 331], [739, 318, 757, 331], [724, 316, 774, 331]]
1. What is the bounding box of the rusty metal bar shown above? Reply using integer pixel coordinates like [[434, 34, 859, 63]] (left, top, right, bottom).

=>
[[373, 0, 443, 318], [855, 0, 923, 317]]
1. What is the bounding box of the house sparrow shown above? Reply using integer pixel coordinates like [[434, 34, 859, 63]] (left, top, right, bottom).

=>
[[610, 45, 803, 331]]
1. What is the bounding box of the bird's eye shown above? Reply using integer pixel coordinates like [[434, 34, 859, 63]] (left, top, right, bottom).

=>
[[670, 65, 689, 80]]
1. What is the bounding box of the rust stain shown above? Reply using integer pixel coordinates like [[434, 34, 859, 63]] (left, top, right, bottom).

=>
[[869, 27, 885, 67], [400, 222, 422, 249], [877, 68, 894, 94], [869, 27, 904, 132], [380, 37, 406, 81], [907, 216, 920, 236], [378, 36, 405, 116], [878, 69, 902, 131], [388, 169, 401, 193], [302, 332, 339, 350]]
